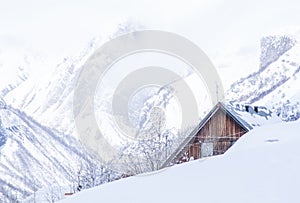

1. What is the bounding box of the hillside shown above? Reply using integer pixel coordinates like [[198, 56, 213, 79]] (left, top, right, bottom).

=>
[[0, 31, 300, 201], [0, 101, 118, 202], [227, 35, 300, 121], [60, 120, 300, 203]]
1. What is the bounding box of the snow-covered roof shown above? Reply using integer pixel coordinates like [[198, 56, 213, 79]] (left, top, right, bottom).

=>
[[222, 101, 281, 130], [61, 121, 300, 203], [160, 101, 281, 168], [189, 101, 281, 137]]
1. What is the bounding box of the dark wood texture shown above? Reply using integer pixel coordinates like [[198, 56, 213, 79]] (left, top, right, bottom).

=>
[[177, 108, 248, 163]]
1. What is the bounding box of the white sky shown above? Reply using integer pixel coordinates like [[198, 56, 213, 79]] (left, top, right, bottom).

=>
[[1, 0, 300, 88]]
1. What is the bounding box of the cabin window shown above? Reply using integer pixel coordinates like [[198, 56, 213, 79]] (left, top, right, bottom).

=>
[[201, 142, 213, 158]]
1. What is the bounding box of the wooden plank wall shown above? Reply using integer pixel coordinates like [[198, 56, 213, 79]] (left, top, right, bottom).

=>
[[179, 108, 247, 162]]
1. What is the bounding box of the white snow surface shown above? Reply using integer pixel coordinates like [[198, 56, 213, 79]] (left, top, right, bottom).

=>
[[227, 34, 300, 121], [224, 102, 282, 129], [60, 120, 300, 203]]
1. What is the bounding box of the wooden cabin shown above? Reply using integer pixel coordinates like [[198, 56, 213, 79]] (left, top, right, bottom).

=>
[[161, 102, 279, 167]]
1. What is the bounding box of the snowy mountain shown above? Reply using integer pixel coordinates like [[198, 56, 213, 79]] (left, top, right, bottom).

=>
[[7, 33, 300, 142], [3, 22, 142, 135], [59, 120, 300, 203], [0, 38, 123, 202], [0, 100, 100, 202], [0, 54, 30, 98], [3, 39, 100, 135], [227, 35, 300, 121], [0, 24, 145, 202], [259, 35, 296, 71], [1, 28, 300, 202]]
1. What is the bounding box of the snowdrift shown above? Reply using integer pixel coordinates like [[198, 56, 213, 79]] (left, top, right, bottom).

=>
[[61, 121, 300, 203]]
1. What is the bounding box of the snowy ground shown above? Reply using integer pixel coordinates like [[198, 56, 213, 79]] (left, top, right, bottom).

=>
[[60, 120, 300, 203]]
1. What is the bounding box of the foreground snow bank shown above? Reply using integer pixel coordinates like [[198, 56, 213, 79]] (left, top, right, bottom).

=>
[[61, 121, 300, 203]]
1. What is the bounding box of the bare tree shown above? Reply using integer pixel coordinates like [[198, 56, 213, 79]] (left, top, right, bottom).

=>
[[68, 158, 119, 194], [44, 186, 62, 203], [120, 127, 176, 175]]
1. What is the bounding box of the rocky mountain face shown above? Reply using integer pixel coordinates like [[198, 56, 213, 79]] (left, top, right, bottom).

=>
[[227, 35, 300, 121], [260, 35, 296, 70]]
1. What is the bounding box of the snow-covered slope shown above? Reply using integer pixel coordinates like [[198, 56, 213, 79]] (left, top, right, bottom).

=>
[[60, 120, 300, 203], [1, 28, 299, 202], [259, 35, 296, 70], [0, 39, 114, 202], [6, 33, 300, 134], [4, 23, 142, 135], [0, 102, 99, 202], [3, 39, 100, 135], [0, 24, 143, 202], [227, 35, 300, 121]]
